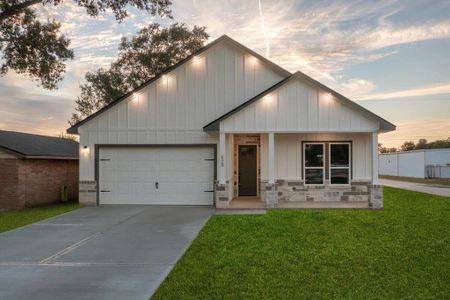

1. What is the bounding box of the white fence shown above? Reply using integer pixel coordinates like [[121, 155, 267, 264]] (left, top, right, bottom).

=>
[[379, 149, 450, 179], [425, 165, 450, 179]]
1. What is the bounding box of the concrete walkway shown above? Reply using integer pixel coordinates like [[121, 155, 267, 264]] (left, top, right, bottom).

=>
[[380, 179, 450, 197], [0, 205, 213, 300]]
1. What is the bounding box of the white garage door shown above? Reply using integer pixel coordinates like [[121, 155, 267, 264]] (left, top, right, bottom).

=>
[[99, 147, 215, 205]]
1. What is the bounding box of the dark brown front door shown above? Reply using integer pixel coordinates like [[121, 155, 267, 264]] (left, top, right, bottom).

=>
[[238, 145, 257, 196]]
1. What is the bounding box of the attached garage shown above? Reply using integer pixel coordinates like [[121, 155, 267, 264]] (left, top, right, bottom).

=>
[[98, 146, 215, 205]]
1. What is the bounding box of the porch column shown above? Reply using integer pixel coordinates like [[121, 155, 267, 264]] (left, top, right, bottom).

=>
[[266, 132, 277, 208], [219, 132, 226, 184], [369, 131, 383, 209], [268, 132, 275, 184], [371, 131, 379, 184]]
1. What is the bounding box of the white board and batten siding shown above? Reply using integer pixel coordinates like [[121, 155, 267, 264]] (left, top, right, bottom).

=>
[[258, 133, 372, 182], [221, 79, 379, 133], [79, 40, 285, 181]]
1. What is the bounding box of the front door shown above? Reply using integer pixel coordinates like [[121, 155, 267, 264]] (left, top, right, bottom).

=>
[[238, 145, 257, 196]]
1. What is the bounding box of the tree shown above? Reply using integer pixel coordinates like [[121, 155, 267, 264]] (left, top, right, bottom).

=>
[[426, 139, 450, 149], [379, 143, 398, 153], [58, 131, 78, 141], [70, 23, 208, 124], [415, 138, 428, 149], [0, 0, 172, 89], [400, 141, 416, 152]]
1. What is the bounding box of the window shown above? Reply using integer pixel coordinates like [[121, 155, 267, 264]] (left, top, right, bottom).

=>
[[303, 142, 351, 185], [304, 143, 325, 184], [329, 143, 351, 184]]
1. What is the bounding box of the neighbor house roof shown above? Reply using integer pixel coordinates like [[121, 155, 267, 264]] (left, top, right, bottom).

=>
[[67, 35, 291, 134], [0, 130, 79, 159], [203, 71, 396, 132]]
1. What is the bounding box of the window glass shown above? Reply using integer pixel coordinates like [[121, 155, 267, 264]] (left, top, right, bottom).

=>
[[305, 169, 324, 184], [330, 144, 349, 167], [330, 169, 349, 184], [330, 143, 350, 184], [305, 144, 324, 167]]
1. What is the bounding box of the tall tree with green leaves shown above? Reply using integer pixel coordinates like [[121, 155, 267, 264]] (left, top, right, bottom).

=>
[[0, 0, 172, 89], [70, 23, 209, 124], [400, 141, 416, 152], [415, 138, 428, 149]]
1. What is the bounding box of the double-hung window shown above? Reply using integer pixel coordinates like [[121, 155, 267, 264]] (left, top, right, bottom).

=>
[[329, 143, 351, 184], [303, 142, 351, 185], [304, 143, 325, 185]]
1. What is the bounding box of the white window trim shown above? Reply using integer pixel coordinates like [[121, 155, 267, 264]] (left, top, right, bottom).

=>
[[303, 142, 325, 186], [328, 142, 351, 186]]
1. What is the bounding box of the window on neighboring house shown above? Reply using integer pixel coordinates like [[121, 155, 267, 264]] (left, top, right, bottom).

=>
[[304, 143, 325, 184], [329, 143, 351, 184], [303, 142, 351, 185]]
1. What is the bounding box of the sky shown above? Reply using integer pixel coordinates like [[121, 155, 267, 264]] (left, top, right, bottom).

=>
[[0, 0, 449, 148]]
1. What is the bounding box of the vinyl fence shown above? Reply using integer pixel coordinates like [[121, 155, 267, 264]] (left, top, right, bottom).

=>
[[379, 149, 450, 179], [425, 165, 450, 179]]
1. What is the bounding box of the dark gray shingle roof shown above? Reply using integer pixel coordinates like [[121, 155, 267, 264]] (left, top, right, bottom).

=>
[[0, 130, 78, 159]]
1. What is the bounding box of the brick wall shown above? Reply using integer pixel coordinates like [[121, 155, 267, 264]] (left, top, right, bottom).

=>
[[0, 158, 79, 210], [0, 158, 20, 209]]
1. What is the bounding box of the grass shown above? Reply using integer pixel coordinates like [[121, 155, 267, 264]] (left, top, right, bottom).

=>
[[0, 202, 80, 233], [152, 187, 450, 299], [380, 175, 450, 186]]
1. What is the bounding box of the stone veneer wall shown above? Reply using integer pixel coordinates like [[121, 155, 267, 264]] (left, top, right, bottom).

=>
[[261, 180, 383, 209], [79, 180, 97, 206], [214, 181, 231, 209]]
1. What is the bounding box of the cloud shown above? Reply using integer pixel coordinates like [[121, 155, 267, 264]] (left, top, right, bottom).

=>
[[356, 82, 450, 100], [379, 118, 450, 148], [1, 0, 450, 138], [173, 0, 450, 84], [335, 78, 376, 98]]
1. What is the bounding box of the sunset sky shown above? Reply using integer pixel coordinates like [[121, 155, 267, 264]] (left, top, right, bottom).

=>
[[0, 0, 449, 148]]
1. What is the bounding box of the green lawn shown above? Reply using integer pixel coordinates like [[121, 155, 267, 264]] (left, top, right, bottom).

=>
[[153, 187, 450, 299], [0, 202, 80, 233]]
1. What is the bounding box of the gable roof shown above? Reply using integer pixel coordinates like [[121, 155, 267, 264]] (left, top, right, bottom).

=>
[[0, 130, 79, 159], [203, 71, 396, 132], [67, 35, 291, 134]]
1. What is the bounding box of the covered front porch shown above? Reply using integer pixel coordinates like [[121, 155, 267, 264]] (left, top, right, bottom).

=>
[[202, 70, 394, 210], [214, 132, 382, 210]]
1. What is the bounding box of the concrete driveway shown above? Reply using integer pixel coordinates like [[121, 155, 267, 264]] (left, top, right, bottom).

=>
[[0, 205, 213, 300], [380, 178, 450, 197]]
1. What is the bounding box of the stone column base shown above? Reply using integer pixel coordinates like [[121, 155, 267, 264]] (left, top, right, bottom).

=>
[[368, 184, 383, 209], [264, 183, 278, 208], [214, 182, 231, 209], [79, 181, 97, 206]]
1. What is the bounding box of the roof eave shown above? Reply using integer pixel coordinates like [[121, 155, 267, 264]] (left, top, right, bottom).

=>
[[379, 122, 396, 133], [0, 146, 25, 157], [23, 155, 79, 160]]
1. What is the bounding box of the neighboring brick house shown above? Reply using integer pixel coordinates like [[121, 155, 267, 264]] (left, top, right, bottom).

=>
[[0, 130, 79, 210]]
